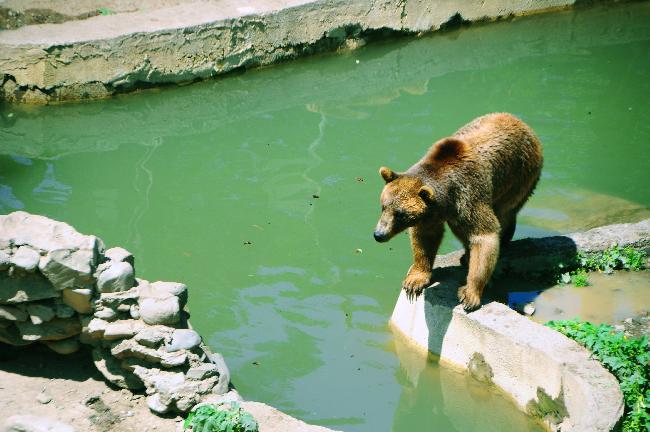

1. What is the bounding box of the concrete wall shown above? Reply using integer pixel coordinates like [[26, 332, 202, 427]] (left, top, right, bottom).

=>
[[0, 0, 593, 103], [390, 219, 650, 431]]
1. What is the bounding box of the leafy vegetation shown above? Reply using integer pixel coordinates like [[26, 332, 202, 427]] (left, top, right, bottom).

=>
[[97, 7, 115, 15], [184, 402, 258, 432], [546, 320, 649, 431], [556, 245, 646, 286]]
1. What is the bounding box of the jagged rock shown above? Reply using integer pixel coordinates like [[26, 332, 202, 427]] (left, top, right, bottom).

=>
[[16, 317, 81, 341], [10, 246, 40, 272], [97, 287, 139, 309], [84, 318, 108, 339], [54, 303, 75, 319], [146, 393, 170, 415], [94, 307, 117, 321], [38, 249, 95, 291], [43, 337, 81, 354], [134, 326, 170, 348], [104, 247, 135, 266], [0, 249, 10, 271], [0, 305, 27, 322], [103, 320, 145, 340], [167, 329, 201, 352], [111, 338, 186, 367], [2, 415, 76, 432], [61, 288, 93, 314], [97, 261, 135, 293], [0, 272, 59, 304], [26, 303, 56, 325], [139, 297, 180, 326], [140, 281, 188, 307], [92, 347, 144, 390], [186, 363, 219, 380]]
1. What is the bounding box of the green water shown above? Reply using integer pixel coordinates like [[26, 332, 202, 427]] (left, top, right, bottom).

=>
[[2, 3, 650, 431]]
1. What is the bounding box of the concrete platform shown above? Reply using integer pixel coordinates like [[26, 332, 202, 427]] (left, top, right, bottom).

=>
[[1, 0, 587, 103], [389, 219, 650, 431]]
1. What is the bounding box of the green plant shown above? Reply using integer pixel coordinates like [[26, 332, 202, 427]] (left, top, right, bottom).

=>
[[184, 402, 258, 432], [546, 320, 649, 431], [570, 269, 589, 287], [578, 245, 646, 274], [97, 7, 115, 15]]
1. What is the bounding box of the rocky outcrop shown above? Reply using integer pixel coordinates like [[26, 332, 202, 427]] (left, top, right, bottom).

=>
[[0, 0, 592, 104], [0, 211, 233, 415]]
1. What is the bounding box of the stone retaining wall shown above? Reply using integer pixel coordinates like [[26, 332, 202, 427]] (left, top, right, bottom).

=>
[[390, 219, 650, 431], [0, 0, 603, 104], [0, 211, 233, 415]]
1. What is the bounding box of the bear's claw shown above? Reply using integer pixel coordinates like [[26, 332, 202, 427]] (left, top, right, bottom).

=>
[[402, 270, 431, 301], [458, 285, 481, 311]]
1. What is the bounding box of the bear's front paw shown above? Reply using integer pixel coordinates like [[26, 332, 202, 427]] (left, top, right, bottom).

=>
[[457, 285, 481, 311], [402, 269, 431, 301]]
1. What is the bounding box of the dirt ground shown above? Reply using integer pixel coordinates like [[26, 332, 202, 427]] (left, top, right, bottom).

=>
[[0, 343, 182, 432]]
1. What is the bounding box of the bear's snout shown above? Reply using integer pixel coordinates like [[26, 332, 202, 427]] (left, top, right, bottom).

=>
[[373, 230, 389, 242]]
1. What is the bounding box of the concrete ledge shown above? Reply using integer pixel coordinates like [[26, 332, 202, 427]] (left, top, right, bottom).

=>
[[1, 0, 587, 103], [389, 220, 650, 431]]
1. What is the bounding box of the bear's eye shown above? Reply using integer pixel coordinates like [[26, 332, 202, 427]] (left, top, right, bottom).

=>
[[394, 210, 407, 219]]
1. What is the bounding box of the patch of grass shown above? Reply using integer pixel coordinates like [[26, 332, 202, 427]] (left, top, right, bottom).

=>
[[546, 320, 649, 431], [97, 7, 115, 16], [184, 402, 258, 432], [556, 245, 646, 287]]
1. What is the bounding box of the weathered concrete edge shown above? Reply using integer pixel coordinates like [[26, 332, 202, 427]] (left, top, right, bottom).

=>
[[389, 219, 650, 431], [0, 0, 591, 104]]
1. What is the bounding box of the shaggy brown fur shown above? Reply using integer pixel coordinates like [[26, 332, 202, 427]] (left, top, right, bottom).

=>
[[374, 113, 543, 309]]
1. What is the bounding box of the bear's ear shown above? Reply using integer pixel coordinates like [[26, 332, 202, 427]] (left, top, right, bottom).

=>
[[379, 166, 398, 183], [418, 185, 434, 202], [430, 138, 467, 162]]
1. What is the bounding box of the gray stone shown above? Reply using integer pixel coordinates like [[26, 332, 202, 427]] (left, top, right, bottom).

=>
[[26, 304, 56, 325], [92, 347, 144, 390], [129, 304, 141, 320], [134, 326, 169, 348], [94, 307, 118, 321], [54, 303, 75, 319], [16, 317, 81, 341], [61, 288, 93, 314], [2, 415, 76, 432], [103, 320, 145, 340], [39, 249, 95, 291], [140, 281, 188, 308], [167, 329, 201, 352], [186, 363, 218, 381], [139, 296, 180, 326], [104, 247, 134, 266], [0, 272, 59, 304], [43, 337, 80, 355], [36, 392, 52, 404], [0, 305, 27, 322], [146, 393, 170, 415], [10, 246, 40, 272], [0, 324, 32, 346], [97, 261, 135, 293], [160, 351, 187, 368]]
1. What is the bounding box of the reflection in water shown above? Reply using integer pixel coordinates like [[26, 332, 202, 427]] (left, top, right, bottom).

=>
[[127, 138, 161, 248], [32, 163, 71, 205], [0, 184, 24, 212]]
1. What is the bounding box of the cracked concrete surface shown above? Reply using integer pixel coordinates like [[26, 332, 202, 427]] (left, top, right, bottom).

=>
[[0, 0, 583, 104]]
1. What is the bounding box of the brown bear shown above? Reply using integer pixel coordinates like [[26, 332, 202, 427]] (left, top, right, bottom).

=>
[[373, 113, 543, 310]]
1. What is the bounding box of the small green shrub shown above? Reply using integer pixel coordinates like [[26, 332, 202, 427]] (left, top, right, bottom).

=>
[[546, 320, 649, 431], [97, 7, 115, 15], [184, 402, 259, 432], [570, 269, 589, 287], [578, 245, 646, 274]]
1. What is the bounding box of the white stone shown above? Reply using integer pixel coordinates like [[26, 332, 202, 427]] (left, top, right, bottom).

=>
[[139, 297, 180, 326], [104, 247, 134, 266], [10, 245, 40, 272], [167, 329, 201, 352], [2, 415, 76, 432], [43, 337, 80, 355], [27, 304, 56, 325], [97, 261, 135, 293], [0, 305, 27, 322]]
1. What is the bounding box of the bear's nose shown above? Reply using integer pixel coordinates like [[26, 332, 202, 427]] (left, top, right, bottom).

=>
[[373, 231, 387, 242]]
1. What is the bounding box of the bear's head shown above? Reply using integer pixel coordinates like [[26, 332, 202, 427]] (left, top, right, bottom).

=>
[[373, 167, 434, 242]]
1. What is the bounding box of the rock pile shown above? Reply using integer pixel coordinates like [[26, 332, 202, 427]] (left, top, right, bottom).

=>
[[0, 211, 232, 415]]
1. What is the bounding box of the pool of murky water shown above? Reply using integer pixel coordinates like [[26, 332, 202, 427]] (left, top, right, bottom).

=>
[[1, 2, 650, 431]]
